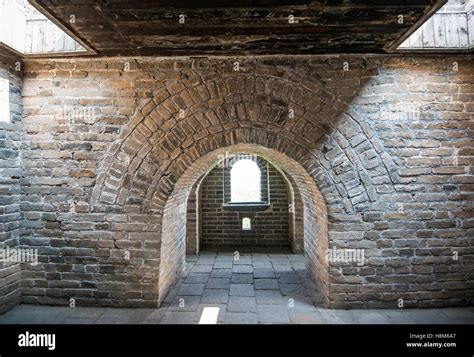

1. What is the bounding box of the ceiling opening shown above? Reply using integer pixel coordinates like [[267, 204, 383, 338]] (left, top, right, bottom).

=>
[[397, 0, 473, 52], [0, 0, 90, 56]]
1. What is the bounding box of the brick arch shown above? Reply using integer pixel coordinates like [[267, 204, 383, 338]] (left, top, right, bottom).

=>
[[88, 62, 398, 307], [91, 63, 349, 213], [158, 143, 329, 306], [92, 65, 393, 218]]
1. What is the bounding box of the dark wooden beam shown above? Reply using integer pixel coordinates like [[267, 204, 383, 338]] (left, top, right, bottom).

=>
[[27, 0, 446, 56]]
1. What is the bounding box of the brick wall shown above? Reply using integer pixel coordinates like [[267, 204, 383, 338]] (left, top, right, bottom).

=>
[[4, 55, 472, 309], [199, 158, 291, 249], [185, 179, 200, 255], [0, 54, 22, 313]]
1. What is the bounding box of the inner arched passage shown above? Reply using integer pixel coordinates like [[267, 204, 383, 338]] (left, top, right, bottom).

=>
[[159, 144, 329, 306], [186, 155, 303, 252]]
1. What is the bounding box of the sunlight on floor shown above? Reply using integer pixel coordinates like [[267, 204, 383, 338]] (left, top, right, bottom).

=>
[[198, 307, 220, 324]]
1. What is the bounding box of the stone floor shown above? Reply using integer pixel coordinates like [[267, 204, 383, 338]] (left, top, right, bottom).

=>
[[0, 251, 473, 324]]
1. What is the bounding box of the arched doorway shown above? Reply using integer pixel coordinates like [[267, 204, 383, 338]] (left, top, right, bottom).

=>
[[159, 144, 329, 307], [186, 154, 305, 254]]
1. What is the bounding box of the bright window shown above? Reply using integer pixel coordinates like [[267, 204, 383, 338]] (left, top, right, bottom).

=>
[[242, 217, 251, 230], [230, 159, 261, 203]]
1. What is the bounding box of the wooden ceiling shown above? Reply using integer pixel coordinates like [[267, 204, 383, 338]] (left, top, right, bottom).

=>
[[28, 0, 447, 56]]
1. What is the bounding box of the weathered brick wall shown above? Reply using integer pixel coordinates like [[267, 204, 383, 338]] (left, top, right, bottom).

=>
[[10, 55, 473, 309], [199, 158, 291, 249], [0, 56, 22, 313], [185, 179, 200, 255], [286, 172, 305, 254]]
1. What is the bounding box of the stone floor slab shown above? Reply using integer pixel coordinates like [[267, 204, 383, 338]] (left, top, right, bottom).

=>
[[232, 265, 253, 274], [201, 289, 229, 304], [206, 277, 231, 289], [256, 290, 285, 305], [229, 284, 255, 297], [257, 305, 290, 324], [231, 273, 254, 284], [254, 278, 279, 290], [253, 269, 276, 279], [227, 296, 257, 313], [178, 284, 205, 296], [1, 253, 472, 325]]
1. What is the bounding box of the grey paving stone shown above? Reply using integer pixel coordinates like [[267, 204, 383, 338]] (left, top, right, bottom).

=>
[[251, 254, 270, 262], [252, 261, 273, 269], [191, 265, 213, 274], [94, 309, 137, 324], [437, 308, 474, 324], [200, 251, 217, 257], [270, 254, 290, 261], [288, 255, 306, 262], [288, 310, 322, 324], [257, 305, 290, 324], [215, 253, 234, 262], [68, 307, 105, 320], [182, 268, 192, 278], [210, 268, 232, 278], [6, 253, 473, 326], [168, 295, 201, 312], [256, 290, 284, 305], [379, 310, 417, 324], [231, 273, 254, 284], [195, 257, 216, 266], [276, 272, 300, 284], [225, 312, 258, 324], [253, 269, 275, 278], [229, 284, 255, 297], [214, 261, 233, 269], [279, 283, 306, 296], [2, 303, 474, 326], [284, 295, 316, 311], [409, 310, 455, 324], [141, 310, 167, 324], [161, 311, 196, 324], [303, 283, 318, 297], [318, 309, 357, 324], [36, 310, 76, 324], [163, 285, 180, 303], [178, 284, 205, 296], [1, 306, 71, 324], [233, 257, 252, 265], [206, 277, 231, 289], [201, 289, 229, 304], [185, 273, 209, 284], [232, 265, 253, 273], [227, 296, 257, 313], [62, 317, 97, 324], [348, 310, 390, 324], [291, 262, 306, 271], [254, 278, 279, 290], [272, 264, 293, 273], [126, 309, 158, 324]]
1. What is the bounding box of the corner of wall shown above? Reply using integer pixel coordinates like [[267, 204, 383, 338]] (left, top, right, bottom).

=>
[[0, 53, 23, 314]]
